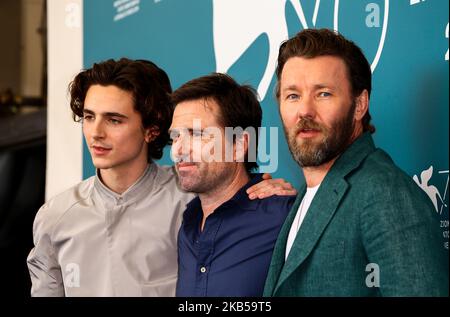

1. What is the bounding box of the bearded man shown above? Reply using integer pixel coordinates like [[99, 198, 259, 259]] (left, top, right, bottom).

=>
[[263, 28, 448, 297]]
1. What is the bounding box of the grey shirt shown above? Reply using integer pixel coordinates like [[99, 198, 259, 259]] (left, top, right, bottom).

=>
[[27, 164, 195, 296]]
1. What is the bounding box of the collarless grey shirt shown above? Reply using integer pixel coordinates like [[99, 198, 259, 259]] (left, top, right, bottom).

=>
[[27, 164, 195, 297]]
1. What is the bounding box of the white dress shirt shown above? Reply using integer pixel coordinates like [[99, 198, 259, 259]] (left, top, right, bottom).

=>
[[285, 184, 320, 260]]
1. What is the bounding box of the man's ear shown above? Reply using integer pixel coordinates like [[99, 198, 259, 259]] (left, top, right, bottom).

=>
[[234, 132, 249, 162], [354, 89, 369, 122], [144, 126, 160, 143]]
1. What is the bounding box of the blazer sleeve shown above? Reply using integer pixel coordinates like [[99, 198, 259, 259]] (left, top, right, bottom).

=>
[[360, 183, 448, 296], [27, 203, 65, 297]]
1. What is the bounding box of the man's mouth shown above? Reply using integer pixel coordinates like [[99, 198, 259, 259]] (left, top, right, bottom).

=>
[[92, 145, 112, 155], [177, 162, 197, 171], [297, 127, 321, 138]]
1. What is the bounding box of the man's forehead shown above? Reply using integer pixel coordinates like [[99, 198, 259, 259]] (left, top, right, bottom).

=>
[[175, 98, 219, 113], [282, 56, 348, 77], [84, 84, 136, 111], [280, 56, 350, 90], [172, 98, 221, 126]]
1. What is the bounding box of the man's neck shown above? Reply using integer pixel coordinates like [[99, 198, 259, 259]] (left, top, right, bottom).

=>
[[302, 158, 337, 187], [198, 165, 250, 231], [99, 161, 149, 194]]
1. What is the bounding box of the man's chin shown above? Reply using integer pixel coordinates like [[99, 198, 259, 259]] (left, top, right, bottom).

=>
[[297, 148, 342, 168], [296, 137, 323, 149], [180, 184, 201, 193], [179, 178, 198, 192], [294, 147, 327, 167], [92, 161, 113, 170]]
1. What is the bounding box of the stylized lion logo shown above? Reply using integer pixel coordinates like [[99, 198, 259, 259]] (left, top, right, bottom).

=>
[[414, 166, 449, 214], [213, 0, 389, 100]]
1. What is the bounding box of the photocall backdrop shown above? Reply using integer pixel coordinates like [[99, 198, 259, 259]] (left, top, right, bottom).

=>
[[82, 0, 448, 249]]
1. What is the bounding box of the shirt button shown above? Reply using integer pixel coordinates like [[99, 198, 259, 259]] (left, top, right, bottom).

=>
[[200, 266, 207, 273]]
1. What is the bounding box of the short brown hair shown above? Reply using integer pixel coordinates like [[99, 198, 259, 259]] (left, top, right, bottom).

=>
[[276, 28, 375, 133], [171, 73, 262, 174], [69, 58, 173, 160]]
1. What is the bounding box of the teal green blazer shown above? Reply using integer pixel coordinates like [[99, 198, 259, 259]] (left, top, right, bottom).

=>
[[264, 133, 448, 296]]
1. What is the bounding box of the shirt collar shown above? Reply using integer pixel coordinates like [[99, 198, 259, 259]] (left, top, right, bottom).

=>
[[94, 163, 156, 206]]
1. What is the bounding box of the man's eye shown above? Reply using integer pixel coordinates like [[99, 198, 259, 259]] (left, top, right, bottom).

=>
[[318, 92, 331, 97], [109, 118, 121, 125], [83, 115, 94, 121], [286, 94, 299, 100]]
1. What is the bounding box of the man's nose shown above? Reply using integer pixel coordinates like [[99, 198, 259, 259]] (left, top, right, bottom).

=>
[[297, 95, 316, 120], [92, 120, 106, 139], [172, 134, 191, 160]]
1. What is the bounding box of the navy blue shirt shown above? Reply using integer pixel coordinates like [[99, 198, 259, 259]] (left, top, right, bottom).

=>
[[176, 174, 295, 297]]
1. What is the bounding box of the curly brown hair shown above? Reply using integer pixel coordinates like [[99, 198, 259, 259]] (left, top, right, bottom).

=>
[[69, 58, 173, 160]]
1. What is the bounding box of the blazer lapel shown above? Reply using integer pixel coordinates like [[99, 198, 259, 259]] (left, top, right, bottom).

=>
[[264, 187, 305, 296], [273, 177, 348, 294]]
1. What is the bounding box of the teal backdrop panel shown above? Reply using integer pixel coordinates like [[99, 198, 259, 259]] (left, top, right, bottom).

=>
[[83, 0, 448, 249]]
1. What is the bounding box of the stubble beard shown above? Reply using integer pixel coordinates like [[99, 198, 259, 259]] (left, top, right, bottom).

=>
[[177, 162, 232, 194]]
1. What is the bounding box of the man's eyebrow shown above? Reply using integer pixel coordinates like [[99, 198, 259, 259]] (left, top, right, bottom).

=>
[[103, 112, 128, 119], [82, 109, 128, 119], [83, 109, 94, 115], [281, 83, 337, 94], [168, 127, 204, 133], [282, 85, 298, 92], [313, 84, 336, 90]]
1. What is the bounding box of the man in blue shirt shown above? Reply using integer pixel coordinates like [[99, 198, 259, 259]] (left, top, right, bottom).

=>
[[170, 73, 295, 297]]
